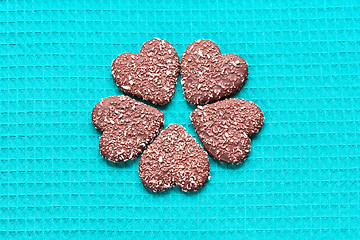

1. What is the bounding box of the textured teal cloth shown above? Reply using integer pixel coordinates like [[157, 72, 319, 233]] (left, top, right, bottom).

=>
[[1, 0, 360, 239]]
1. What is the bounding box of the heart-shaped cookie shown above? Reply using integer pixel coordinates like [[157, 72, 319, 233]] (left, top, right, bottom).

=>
[[92, 96, 164, 162], [191, 98, 264, 164], [111, 38, 180, 105], [139, 124, 210, 192], [181, 39, 248, 105]]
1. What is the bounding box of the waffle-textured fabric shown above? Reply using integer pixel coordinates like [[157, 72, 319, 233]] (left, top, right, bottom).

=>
[[0, 0, 359, 239]]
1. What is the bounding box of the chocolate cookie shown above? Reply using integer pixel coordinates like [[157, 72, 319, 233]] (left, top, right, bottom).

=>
[[139, 124, 210, 192], [111, 38, 180, 105], [92, 96, 164, 163], [191, 99, 264, 164], [181, 39, 248, 105]]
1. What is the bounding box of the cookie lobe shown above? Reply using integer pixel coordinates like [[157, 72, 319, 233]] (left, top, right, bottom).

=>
[[92, 95, 164, 162], [181, 39, 248, 105], [191, 98, 264, 164], [111, 38, 180, 105], [139, 124, 210, 192]]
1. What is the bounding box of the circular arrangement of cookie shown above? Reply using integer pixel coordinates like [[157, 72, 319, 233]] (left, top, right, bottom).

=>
[[92, 38, 264, 193]]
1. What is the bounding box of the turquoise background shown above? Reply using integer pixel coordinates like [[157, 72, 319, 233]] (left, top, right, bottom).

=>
[[1, 0, 360, 239]]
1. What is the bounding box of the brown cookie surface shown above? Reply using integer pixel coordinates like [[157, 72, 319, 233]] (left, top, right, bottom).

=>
[[139, 124, 210, 192], [191, 98, 264, 164], [181, 39, 248, 105], [92, 95, 164, 162], [111, 38, 180, 105]]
